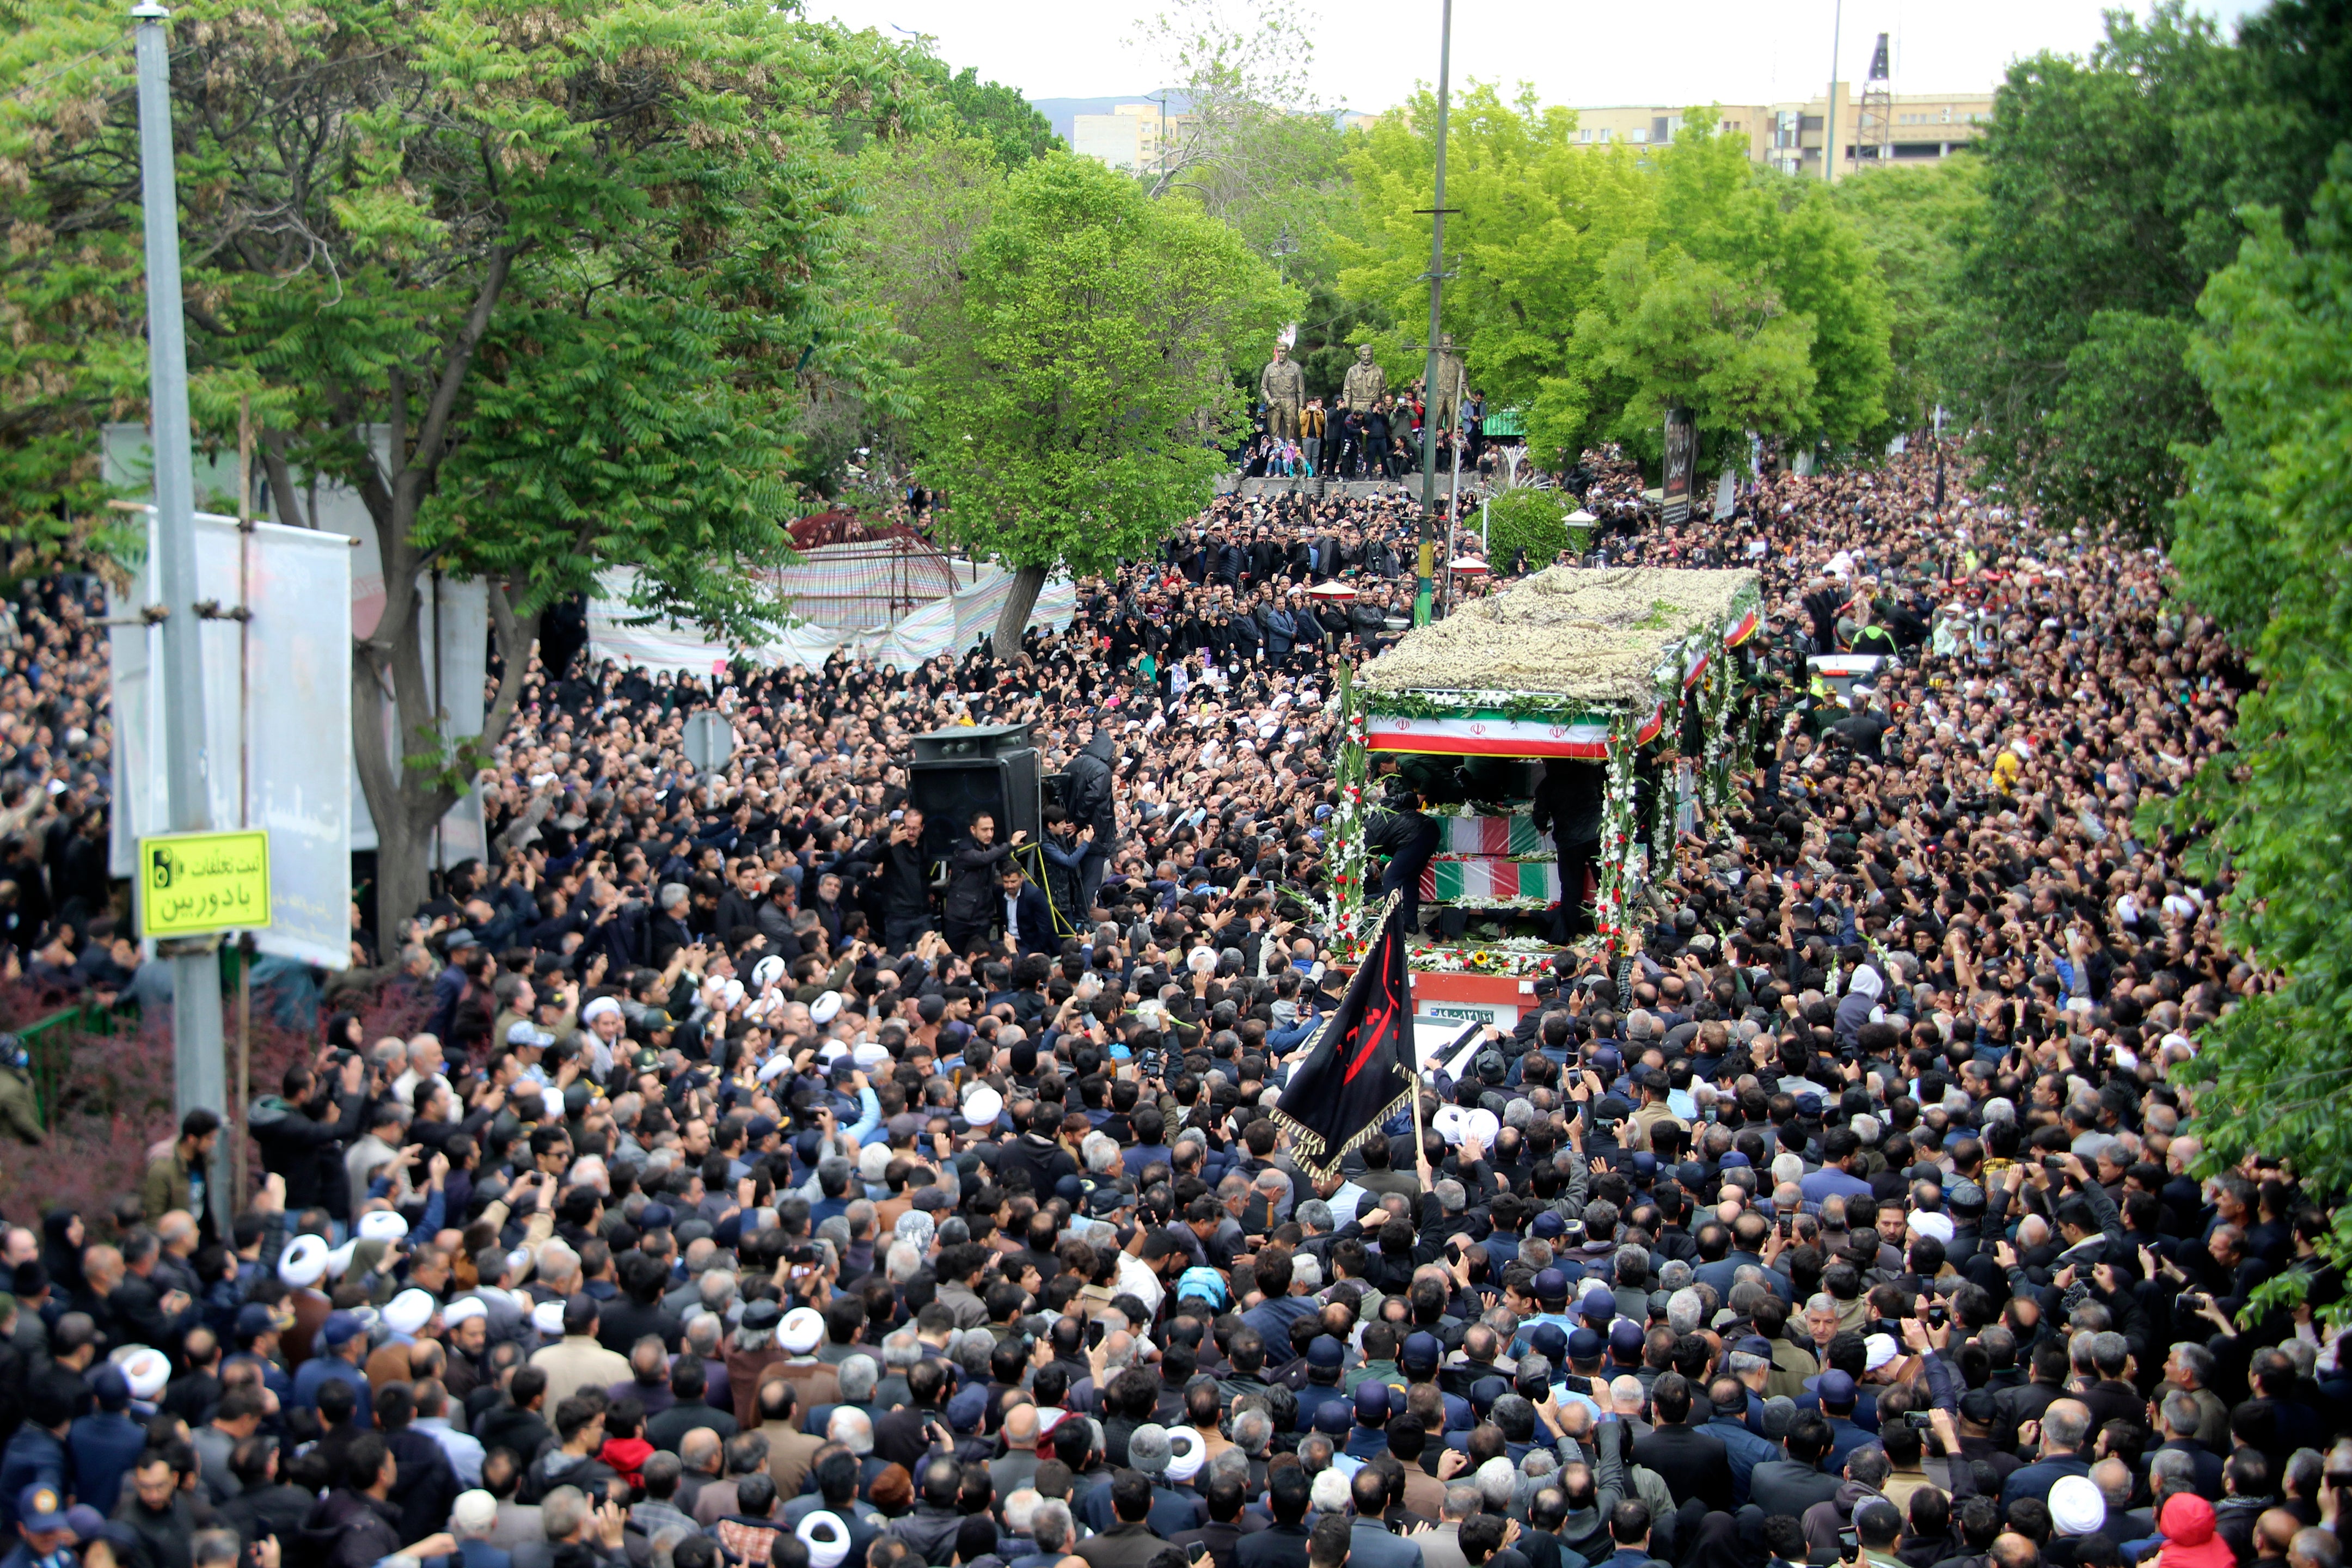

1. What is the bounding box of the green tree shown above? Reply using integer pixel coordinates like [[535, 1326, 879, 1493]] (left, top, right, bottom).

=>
[[1833, 158, 1981, 437], [1479, 485, 1568, 567], [0, 0, 928, 924], [1946, 0, 2349, 537], [1339, 94, 1888, 472], [2158, 148, 2352, 1262], [1564, 245, 1820, 461], [1338, 82, 1654, 458], [930, 63, 1059, 168], [1129, 0, 1349, 256], [916, 154, 1289, 646], [825, 132, 1009, 492]]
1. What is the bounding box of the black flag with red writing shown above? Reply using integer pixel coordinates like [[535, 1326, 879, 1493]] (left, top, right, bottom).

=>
[[1272, 903, 1413, 1178]]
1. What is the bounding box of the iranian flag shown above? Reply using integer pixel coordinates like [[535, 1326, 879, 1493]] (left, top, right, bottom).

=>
[[1439, 814, 1546, 855], [1420, 857, 1562, 904]]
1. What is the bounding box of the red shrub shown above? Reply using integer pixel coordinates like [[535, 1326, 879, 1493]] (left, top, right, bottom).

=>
[[0, 973, 430, 1235]]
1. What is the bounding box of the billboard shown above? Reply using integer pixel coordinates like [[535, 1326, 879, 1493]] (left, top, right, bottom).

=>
[[1662, 405, 1696, 524], [109, 512, 355, 969]]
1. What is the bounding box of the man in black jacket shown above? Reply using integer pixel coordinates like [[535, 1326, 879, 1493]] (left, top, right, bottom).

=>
[[1064, 728, 1119, 916], [594, 1253, 682, 1355], [1237, 1466, 1313, 1568], [1366, 783, 1440, 937], [942, 814, 1022, 958], [1630, 1372, 1734, 1513], [1749, 1416, 1843, 1520], [1531, 759, 1605, 940], [249, 1057, 367, 1220], [878, 808, 934, 952]]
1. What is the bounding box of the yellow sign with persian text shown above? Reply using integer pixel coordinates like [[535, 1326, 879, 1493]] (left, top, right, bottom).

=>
[[138, 829, 272, 938]]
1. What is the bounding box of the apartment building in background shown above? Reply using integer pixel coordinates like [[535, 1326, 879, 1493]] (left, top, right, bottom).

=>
[[1570, 79, 1995, 181], [1069, 102, 1197, 177]]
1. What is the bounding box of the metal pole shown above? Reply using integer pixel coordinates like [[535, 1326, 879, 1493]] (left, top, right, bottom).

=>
[[234, 396, 253, 1209], [235, 936, 252, 1205], [1415, 0, 1453, 627], [1823, 0, 1843, 184], [1439, 432, 1462, 610], [134, 0, 228, 1229]]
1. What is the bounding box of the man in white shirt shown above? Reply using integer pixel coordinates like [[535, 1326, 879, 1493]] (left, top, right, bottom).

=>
[[391, 1035, 453, 1121]]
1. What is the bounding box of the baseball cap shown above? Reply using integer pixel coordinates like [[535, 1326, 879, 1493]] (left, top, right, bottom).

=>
[[16, 1483, 69, 1534], [947, 1385, 989, 1433], [1567, 1328, 1604, 1362], [1809, 1369, 1858, 1407], [506, 1021, 555, 1049], [1531, 1211, 1565, 1239], [1353, 1382, 1391, 1422], [1608, 1320, 1644, 1358], [1533, 1267, 1570, 1302], [1307, 1336, 1344, 1371], [1401, 1331, 1443, 1371], [1581, 1285, 1616, 1319], [1528, 1325, 1569, 1363], [91, 1366, 130, 1411], [320, 1310, 364, 1347]]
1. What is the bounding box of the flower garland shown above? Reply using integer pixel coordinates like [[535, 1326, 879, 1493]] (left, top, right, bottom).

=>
[[1591, 710, 1643, 951], [1408, 941, 1560, 977], [1699, 654, 1737, 814], [1325, 669, 1375, 959]]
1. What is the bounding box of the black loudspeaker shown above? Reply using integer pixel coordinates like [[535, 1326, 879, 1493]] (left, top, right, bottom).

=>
[[906, 724, 1042, 865]]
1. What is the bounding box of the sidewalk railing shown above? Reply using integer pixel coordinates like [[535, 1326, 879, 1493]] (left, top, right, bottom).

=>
[[15, 996, 136, 1127]]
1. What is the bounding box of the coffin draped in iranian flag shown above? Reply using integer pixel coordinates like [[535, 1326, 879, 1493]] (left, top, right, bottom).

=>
[[1418, 856, 1563, 905], [1436, 813, 1547, 855]]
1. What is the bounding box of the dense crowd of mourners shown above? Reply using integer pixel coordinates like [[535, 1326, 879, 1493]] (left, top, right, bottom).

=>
[[0, 443, 2331, 1568]]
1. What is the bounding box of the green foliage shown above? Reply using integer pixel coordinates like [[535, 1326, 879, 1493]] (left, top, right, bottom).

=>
[[928, 62, 1059, 168], [2158, 148, 2352, 1215], [1832, 159, 1981, 434], [0, 0, 933, 915], [1339, 82, 1653, 461], [1479, 486, 1569, 566], [836, 132, 1007, 480], [916, 154, 1291, 577], [1339, 91, 1890, 471], [1947, 0, 2350, 536]]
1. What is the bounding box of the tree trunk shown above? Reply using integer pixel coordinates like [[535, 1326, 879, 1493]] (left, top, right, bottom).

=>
[[353, 578, 534, 946], [370, 785, 439, 952], [992, 562, 1048, 655]]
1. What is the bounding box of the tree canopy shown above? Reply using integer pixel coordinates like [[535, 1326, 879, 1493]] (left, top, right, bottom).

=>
[[0, 0, 933, 918], [914, 153, 1290, 645], [1337, 90, 1890, 473], [2157, 146, 2352, 1257], [1943, 0, 2350, 537]]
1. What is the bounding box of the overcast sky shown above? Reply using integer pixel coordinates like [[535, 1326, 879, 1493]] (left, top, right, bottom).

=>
[[808, 0, 2263, 112]]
